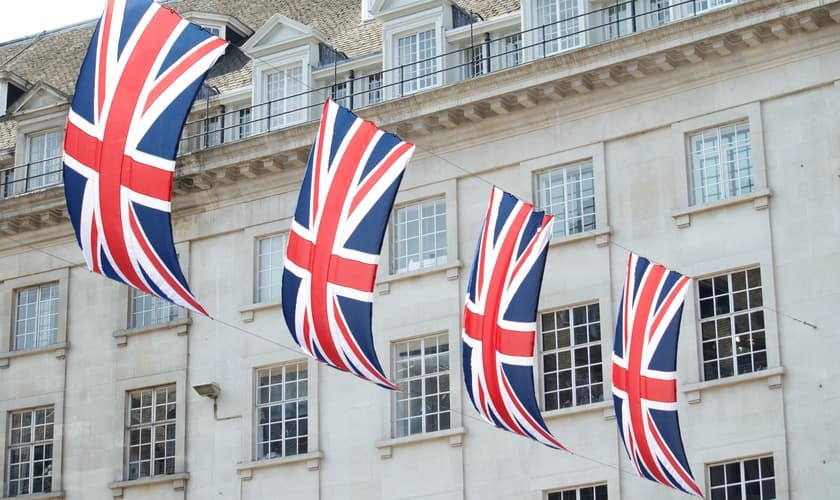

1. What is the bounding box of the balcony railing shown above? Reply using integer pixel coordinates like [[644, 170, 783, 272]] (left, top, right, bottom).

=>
[[179, 0, 733, 155], [0, 156, 63, 200]]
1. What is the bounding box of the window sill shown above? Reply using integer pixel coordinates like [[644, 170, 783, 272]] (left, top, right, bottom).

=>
[[672, 188, 772, 228], [376, 261, 463, 295], [112, 317, 190, 347], [543, 400, 615, 421], [681, 366, 784, 404], [0, 341, 69, 368], [109, 472, 188, 498], [547, 226, 612, 249], [238, 300, 281, 323], [236, 451, 323, 479], [1, 491, 65, 500], [375, 427, 466, 459]]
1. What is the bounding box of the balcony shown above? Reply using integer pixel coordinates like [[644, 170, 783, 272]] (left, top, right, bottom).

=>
[[177, 0, 736, 154], [0, 156, 63, 200]]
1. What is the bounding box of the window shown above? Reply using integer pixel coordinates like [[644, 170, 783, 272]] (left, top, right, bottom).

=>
[[255, 362, 308, 460], [698, 267, 767, 381], [536, 161, 596, 238], [331, 81, 349, 107], [695, 0, 733, 13], [397, 29, 438, 93], [648, 0, 671, 27], [708, 456, 775, 500], [203, 115, 221, 148], [547, 484, 608, 500], [26, 130, 62, 191], [130, 288, 178, 329], [264, 65, 305, 129], [688, 121, 753, 205], [393, 334, 450, 437], [125, 385, 176, 480], [6, 407, 54, 497], [605, 3, 632, 40], [541, 304, 603, 410], [535, 0, 583, 56], [503, 33, 522, 68], [13, 283, 59, 351], [367, 73, 382, 105], [464, 44, 484, 79], [391, 198, 447, 274], [237, 107, 252, 139], [201, 25, 222, 37], [256, 234, 286, 303]]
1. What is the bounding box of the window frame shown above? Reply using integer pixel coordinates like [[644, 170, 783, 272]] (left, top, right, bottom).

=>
[[707, 455, 776, 500], [539, 302, 605, 412], [696, 266, 768, 382], [124, 384, 177, 481], [250, 46, 312, 134], [687, 120, 754, 206], [254, 360, 310, 461], [389, 196, 448, 275], [534, 160, 597, 239], [546, 482, 609, 500], [24, 128, 63, 192], [239, 218, 293, 322], [670, 102, 769, 227], [128, 288, 181, 331], [255, 233, 288, 305], [12, 282, 60, 352], [391, 332, 452, 438], [5, 406, 56, 497], [381, 9, 445, 99], [525, 0, 588, 59]]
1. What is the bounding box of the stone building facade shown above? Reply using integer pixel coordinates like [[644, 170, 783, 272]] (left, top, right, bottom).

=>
[[0, 0, 838, 499]]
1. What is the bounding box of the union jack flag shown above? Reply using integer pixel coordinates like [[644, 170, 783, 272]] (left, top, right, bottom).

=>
[[63, 0, 227, 315], [612, 252, 702, 496], [462, 187, 566, 450], [282, 99, 414, 390]]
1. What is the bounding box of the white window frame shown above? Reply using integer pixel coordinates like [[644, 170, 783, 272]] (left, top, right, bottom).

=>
[[390, 197, 448, 275], [129, 289, 180, 330], [696, 266, 767, 382], [392, 333, 451, 438], [263, 64, 307, 130], [12, 283, 60, 352], [254, 361, 309, 460], [546, 483, 609, 500], [670, 103, 769, 227], [382, 10, 445, 99], [688, 120, 754, 205], [255, 233, 287, 305], [526, 0, 587, 59], [124, 384, 177, 481], [251, 47, 312, 134], [535, 160, 597, 239], [396, 28, 438, 93], [707, 455, 776, 500], [5, 406, 55, 497], [694, 0, 734, 14], [240, 219, 293, 322], [539, 302, 604, 411]]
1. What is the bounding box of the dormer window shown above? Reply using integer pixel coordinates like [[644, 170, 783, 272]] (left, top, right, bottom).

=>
[[397, 29, 438, 93], [182, 12, 253, 45], [264, 65, 306, 129], [25, 129, 63, 191], [532, 0, 585, 56], [201, 24, 223, 38]]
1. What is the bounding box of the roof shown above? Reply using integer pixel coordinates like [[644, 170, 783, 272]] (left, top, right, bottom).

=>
[[0, 0, 521, 150]]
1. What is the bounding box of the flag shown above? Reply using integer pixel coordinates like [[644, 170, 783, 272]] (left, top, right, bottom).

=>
[[612, 252, 702, 496], [63, 0, 227, 315], [282, 99, 415, 390], [462, 187, 566, 449]]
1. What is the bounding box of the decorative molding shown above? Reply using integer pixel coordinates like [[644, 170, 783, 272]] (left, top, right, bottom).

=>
[[375, 261, 463, 295], [681, 367, 785, 405], [0, 491, 65, 500], [375, 427, 466, 459], [548, 227, 612, 249], [543, 400, 613, 421], [671, 189, 772, 228], [238, 301, 281, 323], [236, 451, 323, 479], [0, 341, 70, 369], [112, 318, 190, 347], [109, 472, 189, 498]]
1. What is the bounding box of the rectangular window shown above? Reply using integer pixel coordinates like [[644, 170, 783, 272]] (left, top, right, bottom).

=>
[[535, 0, 583, 56], [648, 0, 671, 27], [367, 73, 382, 105], [203, 115, 221, 148], [689, 121, 753, 205], [255, 361, 308, 460], [13, 283, 59, 351], [237, 108, 252, 139], [709, 456, 775, 500], [256, 234, 286, 303], [605, 3, 632, 40], [397, 29, 438, 93], [264, 65, 305, 129], [547, 484, 608, 500], [698, 267, 767, 381], [331, 81, 349, 107], [695, 0, 733, 13], [6, 407, 54, 497], [125, 385, 176, 480], [26, 130, 62, 191], [536, 161, 596, 238], [393, 333, 450, 437], [391, 198, 447, 274], [130, 289, 178, 329], [463, 44, 484, 79], [503, 33, 522, 68], [541, 304, 603, 410]]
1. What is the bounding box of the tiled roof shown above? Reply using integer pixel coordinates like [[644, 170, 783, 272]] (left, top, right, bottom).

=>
[[0, 120, 16, 155], [0, 0, 521, 149]]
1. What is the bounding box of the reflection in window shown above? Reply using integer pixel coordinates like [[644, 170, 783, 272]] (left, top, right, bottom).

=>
[[689, 121, 753, 205], [14, 283, 59, 351], [536, 161, 596, 238], [391, 198, 447, 274], [255, 362, 308, 460], [393, 334, 450, 437], [126, 385, 176, 480]]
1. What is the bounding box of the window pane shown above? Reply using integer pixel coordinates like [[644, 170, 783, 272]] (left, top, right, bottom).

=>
[[392, 198, 447, 274], [542, 303, 602, 410], [255, 362, 308, 460], [536, 162, 596, 238]]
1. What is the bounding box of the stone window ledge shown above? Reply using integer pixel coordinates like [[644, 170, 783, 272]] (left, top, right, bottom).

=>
[[681, 366, 784, 404], [1, 491, 65, 500], [109, 472, 188, 498], [376, 261, 463, 295], [543, 400, 614, 421], [239, 300, 281, 323], [236, 451, 323, 479], [0, 341, 69, 368], [672, 188, 772, 228], [112, 318, 190, 347], [375, 427, 466, 459], [548, 226, 612, 249]]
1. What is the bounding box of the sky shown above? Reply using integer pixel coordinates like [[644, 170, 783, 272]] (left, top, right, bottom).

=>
[[1, 0, 105, 44]]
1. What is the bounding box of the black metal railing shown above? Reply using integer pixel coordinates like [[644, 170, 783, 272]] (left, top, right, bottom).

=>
[[178, 0, 731, 155], [0, 156, 63, 199]]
